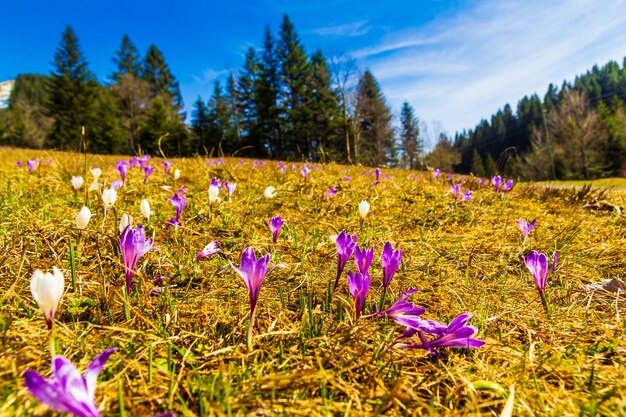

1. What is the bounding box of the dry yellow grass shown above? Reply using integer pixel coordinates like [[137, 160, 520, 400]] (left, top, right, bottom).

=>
[[0, 148, 624, 416]]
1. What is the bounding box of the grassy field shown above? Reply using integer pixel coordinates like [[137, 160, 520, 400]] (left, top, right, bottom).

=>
[[0, 147, 625, 416]]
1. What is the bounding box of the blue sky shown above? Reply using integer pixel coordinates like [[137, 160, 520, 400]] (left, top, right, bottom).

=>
[[3, 0, 626, 147]]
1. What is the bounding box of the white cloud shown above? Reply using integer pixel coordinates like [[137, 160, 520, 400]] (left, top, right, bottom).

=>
[[356, 0, 626, 135], [192, 68, 229, 85], [312, 20, 370, 37]]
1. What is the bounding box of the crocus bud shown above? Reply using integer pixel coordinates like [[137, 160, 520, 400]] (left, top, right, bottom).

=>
[[90, 167, 102, 180], [89, 179, 100, 192], [30, 267, 65, 330], [119, 213, 133, 233], [71, 176, 84, 191], [264, 186, 276, 199], [102, 188, 117, 208], [208, 185, 221, 205], [358, 200, 370, 220], [173, 169, 181, 180], [75, 206, 92, 231], [140, 199, 152, 220]]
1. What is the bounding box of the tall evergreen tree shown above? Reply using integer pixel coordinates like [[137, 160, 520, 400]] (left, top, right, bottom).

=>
[[399, 101, 421, 169], [47, 26, 97, 149], [277, 15, 312, 159], [110, 72, 151, 153], [307, 50, 342, 161], [354, 70, 395, 166], [190, 97, 210, 154], [90, 86, 124, 154], [256, 26, 282, 158], [142, 45, 183, 109], [237, 48, 264, 156], [112, 34, 142, 81]]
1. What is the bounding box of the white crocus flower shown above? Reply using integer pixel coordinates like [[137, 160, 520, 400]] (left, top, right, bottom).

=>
[[119, 213, 133, 233], [208, 184, 221, 205], [71, 176, 84, 191], [75, 206, 92, 231], [173, 168, 181, 180], [90, 167, 102, 180], [30, 267, 65, 330], [264, 186, 276, 199], [140, 199, 152, 221], [102, 188, 117, 209], [358, 200, 370, 220], [89, 179, 100, 192]]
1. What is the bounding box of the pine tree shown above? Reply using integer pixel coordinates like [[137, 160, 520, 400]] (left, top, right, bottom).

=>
[[256, 26, 282, 158], [355, 70, 395, 166], [399, 101, 421, 169], [142, 45, 183, 109], [190, 97, 210, 154], [277, 15, 312, 159], [47, 26, 97, 149], [112, 34, 142, 81], [237, 48, 265, 157], [307, 50, 342, 161]]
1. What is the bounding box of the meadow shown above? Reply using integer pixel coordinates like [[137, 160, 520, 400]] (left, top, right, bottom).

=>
[[0, 147, 624, 416]]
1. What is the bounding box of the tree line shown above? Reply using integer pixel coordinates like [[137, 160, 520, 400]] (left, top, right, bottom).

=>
[[0, 16, 424, 168], [427, 60, 626, 180]]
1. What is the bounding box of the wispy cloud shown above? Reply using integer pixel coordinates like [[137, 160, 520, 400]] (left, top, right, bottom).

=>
[[355, 0, 626, 136], [312, 20, 370, 37], [192, 68, 229, 85]]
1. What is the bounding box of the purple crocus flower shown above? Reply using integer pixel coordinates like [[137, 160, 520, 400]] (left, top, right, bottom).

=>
[[119, 225, 154, 295], [343, 176, 351, 181], [24, 347, 117, 417], [300, 165, 311, 182], [503, 179, 514, 193], [129, 156, 140, 169], [116, 160, 129, 183], [16, 160, 23, 167], [334, 230, 357, 291], [168, 192, 187, 227], [524, 250, 557, 313], [277, 161, 286, 174], [354, 245, 374, 275], [162, 160, 171, 177], [477, 178, 485, 186], [347, 271, 370, 320], [230, 247, 286, 349], [395, 313, 485, 355], [373, 167, 381, 185], [143, 165, 154, 184], [27, 159, 40, 174], [516, 218, 536, 238], [491, 175, 503, 192], [446, 173, 453, 182], [269, 216, 284, 244], [326, 186, 337, 197], [434, 168, 441, 180], [451, 184, 460, 201], [381, 242, 402, 288], [374, 288, 425, 326], [224, 182, 236, 201], [138, 155, 151, 170], [111, 179, 123, 191], [210, 177, 223, 188], [196, 241, 220, 259], [461, 190, 473, 202]]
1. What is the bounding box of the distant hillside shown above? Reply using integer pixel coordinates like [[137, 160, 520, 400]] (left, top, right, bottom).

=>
[[452, 58, 626, 180]]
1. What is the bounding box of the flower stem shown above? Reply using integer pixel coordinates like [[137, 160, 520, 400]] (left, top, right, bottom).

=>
[[247, 309, 256, 351], [48, 326, 56, 357], [379, 286, 388, 312], [539, 291, 551, 320]]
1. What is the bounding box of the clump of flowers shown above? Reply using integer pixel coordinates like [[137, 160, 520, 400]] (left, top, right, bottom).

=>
[[168, 191, 186, 227]]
